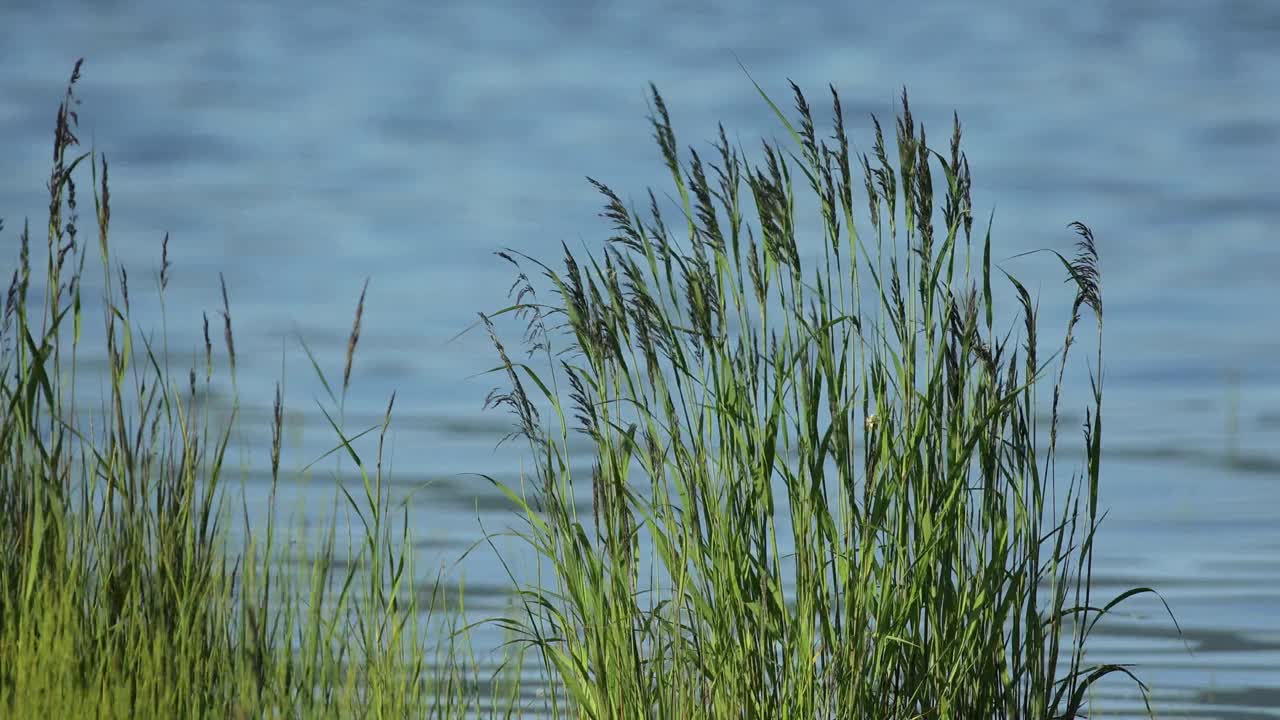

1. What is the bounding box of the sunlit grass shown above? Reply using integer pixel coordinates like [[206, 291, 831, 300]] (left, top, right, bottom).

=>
[[0, 60, 508, 719], [0, 57, 1177, 719], [478, 67, 1176, 718]]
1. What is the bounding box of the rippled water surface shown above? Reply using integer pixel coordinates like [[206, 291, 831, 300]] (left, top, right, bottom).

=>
[[2, 1, 1278, 716]]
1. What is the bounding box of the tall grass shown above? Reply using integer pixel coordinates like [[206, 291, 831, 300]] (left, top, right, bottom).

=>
[[1, 58, 1173, 719], [0, 60, 504, 719], [480, 72, 1171, 718]]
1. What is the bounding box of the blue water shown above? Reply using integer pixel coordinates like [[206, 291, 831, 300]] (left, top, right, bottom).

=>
[[2, 1, 1278, 716]]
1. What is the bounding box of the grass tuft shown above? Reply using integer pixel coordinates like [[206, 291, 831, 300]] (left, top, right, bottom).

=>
[[0, 58, 1177, 719], [479, 74, 1174, 718], [0, 60, 503, 719]]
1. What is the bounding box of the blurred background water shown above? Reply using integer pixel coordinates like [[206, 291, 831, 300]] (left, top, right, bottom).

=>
[[2, 1, 1278, 716]]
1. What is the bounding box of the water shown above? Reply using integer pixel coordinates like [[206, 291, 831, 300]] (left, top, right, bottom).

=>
[[2, 1, 1278, 716]]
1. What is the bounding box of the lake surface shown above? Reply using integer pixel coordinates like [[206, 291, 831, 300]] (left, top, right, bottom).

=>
[[2, 1, 1278, 716]]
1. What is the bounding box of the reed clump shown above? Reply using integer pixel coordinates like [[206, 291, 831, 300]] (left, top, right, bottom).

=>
[[0, 60, 501, 719], [0, 57, 1170, 719], [481, 73, 1166, 718]]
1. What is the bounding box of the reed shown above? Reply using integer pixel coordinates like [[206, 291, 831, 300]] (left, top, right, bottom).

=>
[[0, 57, 1174, 719], [0, 60, 501, 719], [480, 69, 1171, 718]]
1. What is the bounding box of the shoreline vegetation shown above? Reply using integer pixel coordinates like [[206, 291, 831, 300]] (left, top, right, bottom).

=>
[[0, 59, 1175, 718]]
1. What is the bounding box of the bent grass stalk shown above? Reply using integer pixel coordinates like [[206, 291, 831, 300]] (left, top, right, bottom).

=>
[[480, 73, 1176, 718]]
